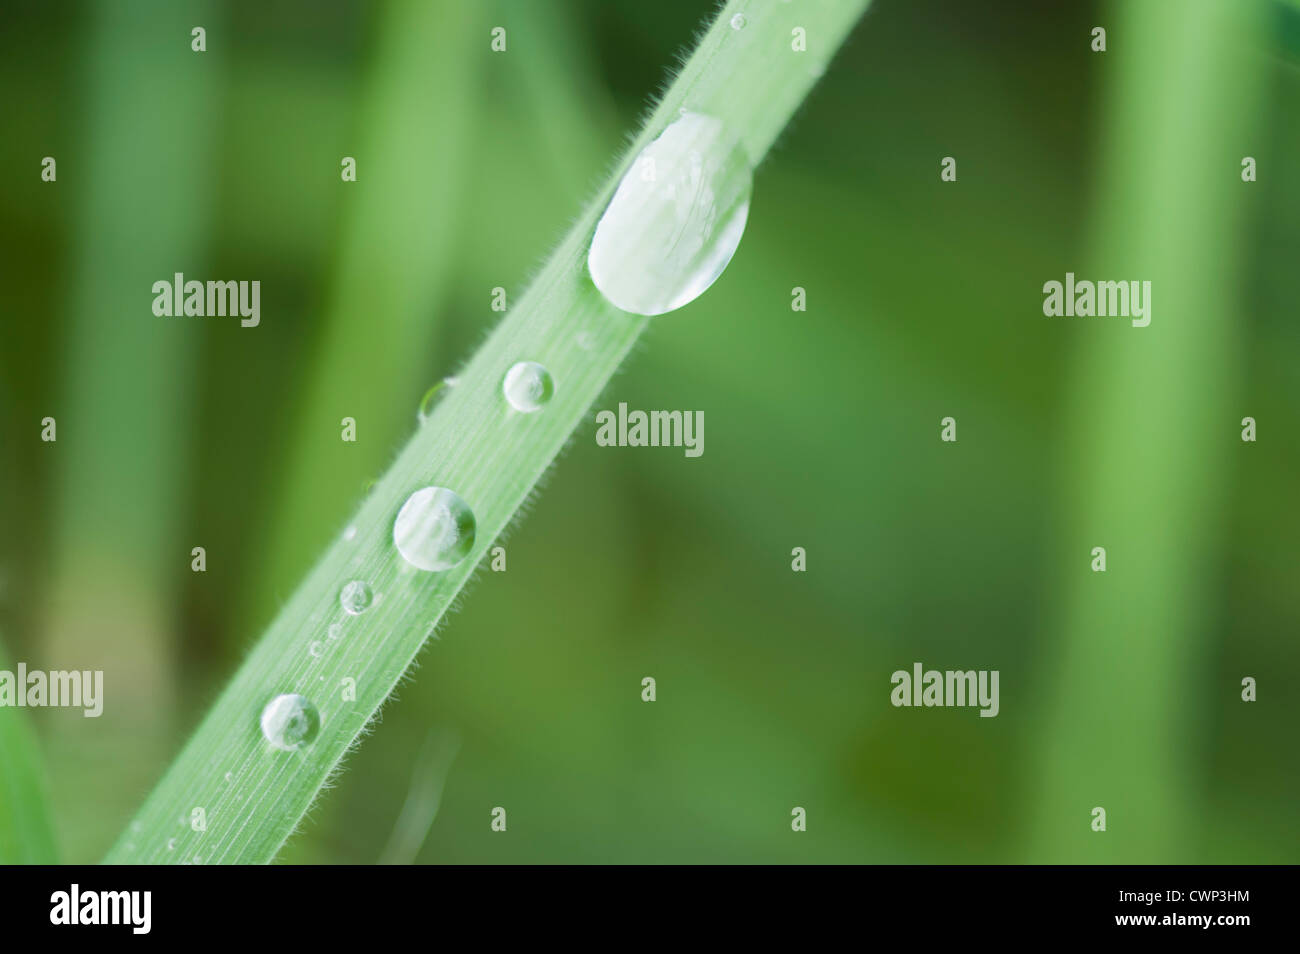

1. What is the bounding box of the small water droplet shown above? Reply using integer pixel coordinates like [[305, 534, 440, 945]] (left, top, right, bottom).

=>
[[730, 13, 746, 29], [588, 111, 751, 316], [393, 487, 476, 571], [327, 623, 342, 640], [502, 361, 555, 413], [166, 838, 176, 851], [339, 580, 374, 615], [309, 641, 323, 658], [417, 377, 459, 423], [343, 525, 357, 542], [259, 693, 321, 751], [224, 771, 233, 783]]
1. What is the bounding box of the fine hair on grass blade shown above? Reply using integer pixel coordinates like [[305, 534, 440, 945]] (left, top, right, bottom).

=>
[[105, 0, 871, 864]]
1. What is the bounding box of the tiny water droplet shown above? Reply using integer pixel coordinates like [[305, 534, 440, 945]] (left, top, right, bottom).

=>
[[259, 693, 321, 751], [166, 838, 176, 851], [393, 486, 476, 571], [502, 361, 555, 413], [327, 623, 342, 640], [309, 641, 323, 658], [224, 771, 233, 783], [339, 580, 373, 615], [588, 111, 751, 316], [418, 377, 458, 423], [343, 525, 357, 542], [730, 13, 746, 29], [576, 331, 595, 351]]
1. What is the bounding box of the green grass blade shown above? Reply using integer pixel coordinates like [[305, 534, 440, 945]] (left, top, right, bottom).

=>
[[1025, 0, 1269, 861], [0, 639, 58, 863], [242, 0, 484, 636], [105, 0, 870, 864]]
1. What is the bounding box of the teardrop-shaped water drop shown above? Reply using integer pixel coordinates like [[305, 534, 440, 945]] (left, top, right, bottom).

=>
[[587, 111, 751, 316], [339, 580, 373, 615], [502, 361, 555, 413], [393, 486, 476, 571], [259, 693, 320, 751]]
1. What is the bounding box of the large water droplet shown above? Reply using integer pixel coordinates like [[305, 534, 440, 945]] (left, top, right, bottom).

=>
[[587, 111, 751, 316], [393, 486, 476, 571], [502, 361, 555, 413], [339, 580, 373, 615], [260, 693, 320, 751]]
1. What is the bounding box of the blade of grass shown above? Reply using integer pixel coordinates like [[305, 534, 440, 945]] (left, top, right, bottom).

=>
[[242, 0, 484, 638], [1024, 0, 1268, 861], [376, 727, 460, 865], [45, 0, 218, 860], [0, 638, 58, 863], [105, 0, 870, 864]]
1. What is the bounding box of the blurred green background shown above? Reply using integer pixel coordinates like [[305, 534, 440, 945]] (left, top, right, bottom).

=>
[[1, 0, 1297, 864]]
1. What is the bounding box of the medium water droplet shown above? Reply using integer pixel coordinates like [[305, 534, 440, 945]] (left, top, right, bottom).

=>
[[417, 377, 459, 423], [502, 361, 555, 413], [730, 13, 746, 29], [339, 580, 373, 615], [587, 111, 751, 316], [393, 487, 476, 571], [259, 693, 321, 751]]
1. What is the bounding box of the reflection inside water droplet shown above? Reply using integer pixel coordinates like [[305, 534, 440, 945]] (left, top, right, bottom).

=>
[[502, 361, 555, 413], [339, 580, 373, 615], [259, 693, 321, 751], [393, 487, 476, 571], [587, 111, 751, 316]]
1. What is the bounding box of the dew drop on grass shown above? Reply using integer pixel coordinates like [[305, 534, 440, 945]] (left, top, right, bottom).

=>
[[327, 623, 342, 641], [260, 693, 320, 752], [166, 838, 176, 851], [587, 110, 751, 316], [393, 486, 476, 571], [309, 641, 323, 658], [417, 377, 459, 423], [339, 580, 373, 615], [502, 361, 555, 412], [730, 13, 746, 29], [343, 525, 357, 542]]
